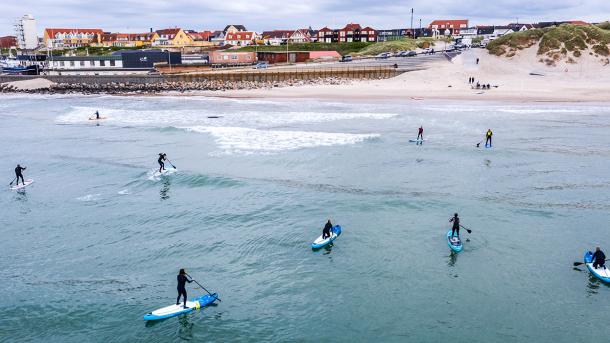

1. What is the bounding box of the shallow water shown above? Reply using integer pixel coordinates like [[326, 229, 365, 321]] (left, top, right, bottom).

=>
[[1, 94, 609, 342]]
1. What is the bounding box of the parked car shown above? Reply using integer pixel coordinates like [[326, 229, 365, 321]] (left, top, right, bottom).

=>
[[340, 55, 353, 62], [446, 45, 456, 51], [375, 52, 391, 59], [393, 51, 405, 57], [405, 50, 417, 57], [480, 42, 488, 48], [253, 62, 269, 69], [421, 48, 432, 54]]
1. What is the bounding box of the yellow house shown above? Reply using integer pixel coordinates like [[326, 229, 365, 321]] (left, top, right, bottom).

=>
[[153, 28, 194, 47]]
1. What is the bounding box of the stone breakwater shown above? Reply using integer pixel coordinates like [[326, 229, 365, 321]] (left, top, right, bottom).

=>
[[0, 77, 354, 94]]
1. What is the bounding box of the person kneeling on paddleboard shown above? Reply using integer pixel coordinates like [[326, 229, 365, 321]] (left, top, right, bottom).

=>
[[322, 219, 333, 239], [417, 126, 424, 140], [158, 153, 167, 173], [14, 164, 26, 186], [177, 268, 193, 309], [592, 247, 606, 269], [449, 213, 460, 236]]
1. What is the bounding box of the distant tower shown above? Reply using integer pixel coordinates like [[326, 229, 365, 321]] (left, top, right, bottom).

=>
[[14, 14, 38, 50]]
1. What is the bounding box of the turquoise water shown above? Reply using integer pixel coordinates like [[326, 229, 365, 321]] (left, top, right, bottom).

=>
[[1, 95, 609, 342]]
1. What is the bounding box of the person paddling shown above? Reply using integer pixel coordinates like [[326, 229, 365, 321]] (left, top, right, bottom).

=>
[[158, 153, 167, 173], [322, 219, 333, 239], [485, 129, 493, 148], [176, 268, 194, 309], [592, 247, 606, 269], [95, 111, 100, 120], [449, 213, 460, 237], [14, 164, 26, 186], [417, 126, 424, 141]]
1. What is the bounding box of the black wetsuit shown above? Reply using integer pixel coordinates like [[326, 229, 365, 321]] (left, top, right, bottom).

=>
[[15, 166, 26, 185], [450, 217, 460, 236], [158, 154, 166, 172], [486, 131, 493, 147], [417, 128, 423, 140], [176, 274, 193, 308], [322, 222, 333, 239], [593, 250, 606, 269]]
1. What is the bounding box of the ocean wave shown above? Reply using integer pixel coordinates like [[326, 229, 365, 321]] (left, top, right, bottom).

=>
[[183, 126, 379, 154]]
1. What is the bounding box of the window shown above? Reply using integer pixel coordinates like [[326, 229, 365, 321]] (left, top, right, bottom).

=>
[[80, 61, 85, 67], [70, 61, 75, 67], [223, 55, 228, 60], [60, 61, 65, 67], [231, 55, 237, 60], [110, 60, 115, 66], [89, 61, 94, 67], [340, 31, 345, 36], [100, 60, 105, 66]]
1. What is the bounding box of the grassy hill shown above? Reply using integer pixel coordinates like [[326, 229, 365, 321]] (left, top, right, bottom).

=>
[[487, 23, 610, 65]]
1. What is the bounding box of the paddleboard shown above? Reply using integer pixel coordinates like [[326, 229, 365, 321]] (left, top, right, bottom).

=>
[[409, 139, 426, 143], [312, 225, 342, 249], [447, 230, 462, 252], [144, 293, 219, 321], [10, 179, 34, 190], [88, 117, 107, 120], [153, 166, 177, 177], [584, 251, 610, 283]]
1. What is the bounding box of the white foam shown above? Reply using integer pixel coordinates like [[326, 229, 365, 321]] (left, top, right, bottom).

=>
[[76, 194, 101, 202], [117, 189, 130, 195], [183, 126, 379, 154]]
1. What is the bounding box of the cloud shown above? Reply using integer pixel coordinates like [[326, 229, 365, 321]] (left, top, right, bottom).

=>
[[1, 0, 609, 36]]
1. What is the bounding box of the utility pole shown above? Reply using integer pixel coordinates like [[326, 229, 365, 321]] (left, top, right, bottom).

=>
[[419, 19, 422, 38], [410, 8, 414, 39]]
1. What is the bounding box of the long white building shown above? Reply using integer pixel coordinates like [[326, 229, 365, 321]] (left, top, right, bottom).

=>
[[14, 14, 38, 50]]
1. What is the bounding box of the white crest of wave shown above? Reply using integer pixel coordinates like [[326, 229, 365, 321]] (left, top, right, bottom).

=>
[[184, 126, 379, 154]]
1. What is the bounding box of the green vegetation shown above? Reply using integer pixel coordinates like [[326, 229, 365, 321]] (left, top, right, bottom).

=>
[[353, 39, 418, 56], [236, 42, 373, 56], [487, 24, 610, 63], [472, 36, 484, 44], [597, 21, 610, 30]]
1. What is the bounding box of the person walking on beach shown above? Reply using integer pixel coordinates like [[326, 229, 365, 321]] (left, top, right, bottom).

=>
[[592, 247, 606, 269], [322, 219, 333, 239], [449, 213, 460, 237], [176, 268, 193, 309], [417, 126, 424, 140], [14, 164, 26, 186], [158, 153, 167, 173], [485, 129, 493, 147], [476, 57, 480, 64]]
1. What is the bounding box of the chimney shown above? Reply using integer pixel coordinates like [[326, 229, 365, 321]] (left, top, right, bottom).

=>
[[150, 28, 153, 33]]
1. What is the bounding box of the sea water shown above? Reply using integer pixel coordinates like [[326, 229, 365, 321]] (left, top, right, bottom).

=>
[[1, 94, 609, 342]]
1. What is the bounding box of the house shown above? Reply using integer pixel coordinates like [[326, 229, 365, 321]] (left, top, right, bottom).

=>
[[223, 25, 247, 34], [223, 31, 257, 46], [43, 28, 104, 48], [491, 26, 515, 39], [153, 28, 194, 47], [209, 31, 225, 45], [256, 50, 341, 64], [476, 26, 495, 40], [428, 20, 469, 36], [506, 23, 536, 31], [209, 50, 256, 65], [317, 24, 377, 43], [100, 32, 158, 47], [186, 31, 213, 42], [0, 36, 17, 49], [262, 29, 312, 45]]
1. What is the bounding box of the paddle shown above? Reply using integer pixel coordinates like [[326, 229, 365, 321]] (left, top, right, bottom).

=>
[[574, 258, 608, 267], [9, 177, 16, 186], [476, 140, 483, 148], [459, 225, 472, 234], [186, 273, 221, 302], [166, 159, 176, 169]]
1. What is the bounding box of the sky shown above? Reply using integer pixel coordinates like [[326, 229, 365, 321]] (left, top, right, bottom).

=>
[[2, 0, 609, 36]]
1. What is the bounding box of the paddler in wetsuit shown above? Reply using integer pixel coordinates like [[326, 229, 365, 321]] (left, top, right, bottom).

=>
[[14, 164, 26, 186], [158, 153, 167, 173], [592, 247, 606, 269], [417, 126, 424, 141], [449, 213, 460, 237], [485, 129, 493, 147], [176, 268, 193, 309], [322, 219, 333, 239], [95, 111, 100, 120]]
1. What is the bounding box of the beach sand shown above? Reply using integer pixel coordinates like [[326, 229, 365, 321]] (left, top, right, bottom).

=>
[[195, 48, 610, 102]]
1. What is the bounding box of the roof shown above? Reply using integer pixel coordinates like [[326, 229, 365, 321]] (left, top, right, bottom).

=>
[[223, 25, 247, 33], [45, 28, 104, 37], [102, 33, 156, 41], [187, 31, 212, 41], [342, 23, 362, 31], [262, 30, 293, 39], [52, 55, 121, 61], [428, 20, 469, 28], [318, 27, 333, 33], [477, 27, 495, 34], [361, 26, 376, 32], [568, 20, 589, 26], [156, 28, 182, 36]]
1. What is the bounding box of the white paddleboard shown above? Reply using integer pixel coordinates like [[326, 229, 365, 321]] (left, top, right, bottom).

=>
[[10, 179, 34, 190], [152, 167, 177, 178], [89, 116, 107, 121]]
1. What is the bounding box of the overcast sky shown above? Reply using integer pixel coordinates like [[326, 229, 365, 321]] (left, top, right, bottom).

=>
[[2, 0, 609, 36]]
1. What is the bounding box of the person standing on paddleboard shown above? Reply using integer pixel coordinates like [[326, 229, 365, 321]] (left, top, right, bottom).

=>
[[449, 213, 460, 237], [592, 247, 606, 269], [14, 164, 26, 186], [485, 129, 493, 148], [95, 111, 100, 120], [322, 219, 333, 239], [177, 268, 193, 309], [158, 153, 167, 173], [417, 126, 424, 141]]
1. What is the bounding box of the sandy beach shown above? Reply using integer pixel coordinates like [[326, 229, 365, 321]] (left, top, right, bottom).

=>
[[195, 48, 610, 102]]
